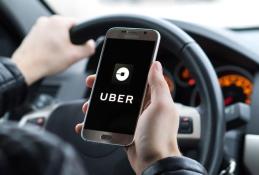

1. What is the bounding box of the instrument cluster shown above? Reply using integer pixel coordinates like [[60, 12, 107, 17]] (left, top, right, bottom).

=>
[[163, 63, 254, 107]]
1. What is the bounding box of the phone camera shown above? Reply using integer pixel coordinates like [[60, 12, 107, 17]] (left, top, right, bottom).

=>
[[144, 31, 147, 35]]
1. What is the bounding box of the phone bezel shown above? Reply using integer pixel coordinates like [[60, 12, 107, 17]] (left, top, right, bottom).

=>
[[82, 27, 161, 146]]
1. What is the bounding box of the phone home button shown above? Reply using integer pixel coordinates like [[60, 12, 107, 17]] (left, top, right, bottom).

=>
[[100, 134, 112, 141]]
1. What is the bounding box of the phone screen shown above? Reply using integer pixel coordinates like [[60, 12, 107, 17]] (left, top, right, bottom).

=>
[[84, 38, 157, 134]]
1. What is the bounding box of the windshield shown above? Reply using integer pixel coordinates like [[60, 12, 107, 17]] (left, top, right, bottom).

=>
[[45, 0, 258, 28]]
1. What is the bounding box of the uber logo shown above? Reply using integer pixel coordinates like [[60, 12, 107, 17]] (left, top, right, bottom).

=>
[[100, 92, 134, 104], [112, 64, 133, 84]]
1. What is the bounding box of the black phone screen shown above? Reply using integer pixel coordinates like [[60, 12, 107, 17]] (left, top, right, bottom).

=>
[[84, 38, 157, 134]]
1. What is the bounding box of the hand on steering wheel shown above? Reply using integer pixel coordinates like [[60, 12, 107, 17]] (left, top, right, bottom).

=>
[[12, 15, 95, 85], [75, 61, 181, 175]]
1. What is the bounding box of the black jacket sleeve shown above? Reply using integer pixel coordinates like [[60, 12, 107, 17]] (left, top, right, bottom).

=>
[[0, 122, 87, 175], [0, 57, 28, 117], [142, 156, 208, 175]]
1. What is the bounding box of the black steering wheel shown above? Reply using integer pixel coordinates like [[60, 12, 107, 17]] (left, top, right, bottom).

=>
[[43, 15, 224, 175]]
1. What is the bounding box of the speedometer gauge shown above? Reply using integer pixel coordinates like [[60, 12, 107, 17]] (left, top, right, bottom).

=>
[[217, 66, 253, 106], [190, 66, 254, 106], [219, 74, 252, 105]]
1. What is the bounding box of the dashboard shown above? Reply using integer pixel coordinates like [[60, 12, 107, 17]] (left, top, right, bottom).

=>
[[86, 46, 254, 107], [85, 26, 258, 108], [164, 62, 253, 107]]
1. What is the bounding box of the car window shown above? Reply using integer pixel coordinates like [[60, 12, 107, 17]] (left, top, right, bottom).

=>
[[45, 0, 258, 28]]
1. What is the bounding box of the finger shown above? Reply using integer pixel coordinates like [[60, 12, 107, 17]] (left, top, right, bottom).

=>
[[74, 39, 96, 59], [63, 17, 78, 27], [49, 15, 77, 28], [84, 39, 96, 56], [164, 74, 175, 93], [82, 101, 89, 113], [85, 74, 96, 88], [124, 141, 135, 152], [148, 61, 171, 102], [142, 86, 151, 110], [75, 123, 84, 134]]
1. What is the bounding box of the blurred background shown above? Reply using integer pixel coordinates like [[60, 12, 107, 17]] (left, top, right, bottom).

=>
[[45, 0, 258, 28]]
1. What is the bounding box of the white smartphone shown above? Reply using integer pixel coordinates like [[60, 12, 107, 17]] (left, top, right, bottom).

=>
[[82, 27, 161, 146]]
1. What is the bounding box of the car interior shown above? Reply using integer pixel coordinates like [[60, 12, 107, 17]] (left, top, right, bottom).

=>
[[0, 0, 258, 174]]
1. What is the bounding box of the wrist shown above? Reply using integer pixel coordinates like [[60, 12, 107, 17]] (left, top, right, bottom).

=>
[[138, 146, 181, 175], [12, 53, 44, 86]]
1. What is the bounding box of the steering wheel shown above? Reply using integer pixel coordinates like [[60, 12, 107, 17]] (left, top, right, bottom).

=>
[[20, 15, 224, 175]]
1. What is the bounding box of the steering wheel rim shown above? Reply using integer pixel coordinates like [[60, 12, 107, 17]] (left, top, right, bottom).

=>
[[46, 14, 224, 175]]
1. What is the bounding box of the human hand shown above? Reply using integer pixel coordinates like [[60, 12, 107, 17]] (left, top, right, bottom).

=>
[[12, 15, 95, 85], [75, 61, 181, 175]]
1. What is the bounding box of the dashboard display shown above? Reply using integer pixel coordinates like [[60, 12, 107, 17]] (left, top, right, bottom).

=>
[[175, 64, 196, 87], [182, 65, 254, 107], [219, 74, 253, 105]]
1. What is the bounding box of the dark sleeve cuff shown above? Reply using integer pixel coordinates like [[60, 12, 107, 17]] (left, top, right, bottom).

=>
[[0, 58, 28, 116], [142, 156, 208, 175]]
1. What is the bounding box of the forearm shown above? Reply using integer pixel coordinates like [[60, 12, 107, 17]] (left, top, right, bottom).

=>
[[0, 58, 28, 117], [142, 156, 207, 175]]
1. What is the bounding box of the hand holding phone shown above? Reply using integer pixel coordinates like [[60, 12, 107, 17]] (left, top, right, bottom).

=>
[[81, 27, 160, 146], [76, 62, 181, 174], [126, 62, 181, 174]]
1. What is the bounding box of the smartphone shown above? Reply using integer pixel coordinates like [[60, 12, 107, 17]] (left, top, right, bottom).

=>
[[82, 27, 160, 146]]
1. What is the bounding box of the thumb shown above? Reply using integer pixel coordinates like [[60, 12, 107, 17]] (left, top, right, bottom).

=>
[[148, 61, 171, 102]]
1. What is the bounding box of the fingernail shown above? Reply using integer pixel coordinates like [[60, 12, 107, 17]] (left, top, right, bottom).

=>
[[87, 39, 95, 48], [75, 124, 80, 133], [155, 61, 162, 73], [86, 39, 95, 53]]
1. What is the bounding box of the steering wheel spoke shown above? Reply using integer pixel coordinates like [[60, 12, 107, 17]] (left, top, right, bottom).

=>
[[176, 103, 201, 149]]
